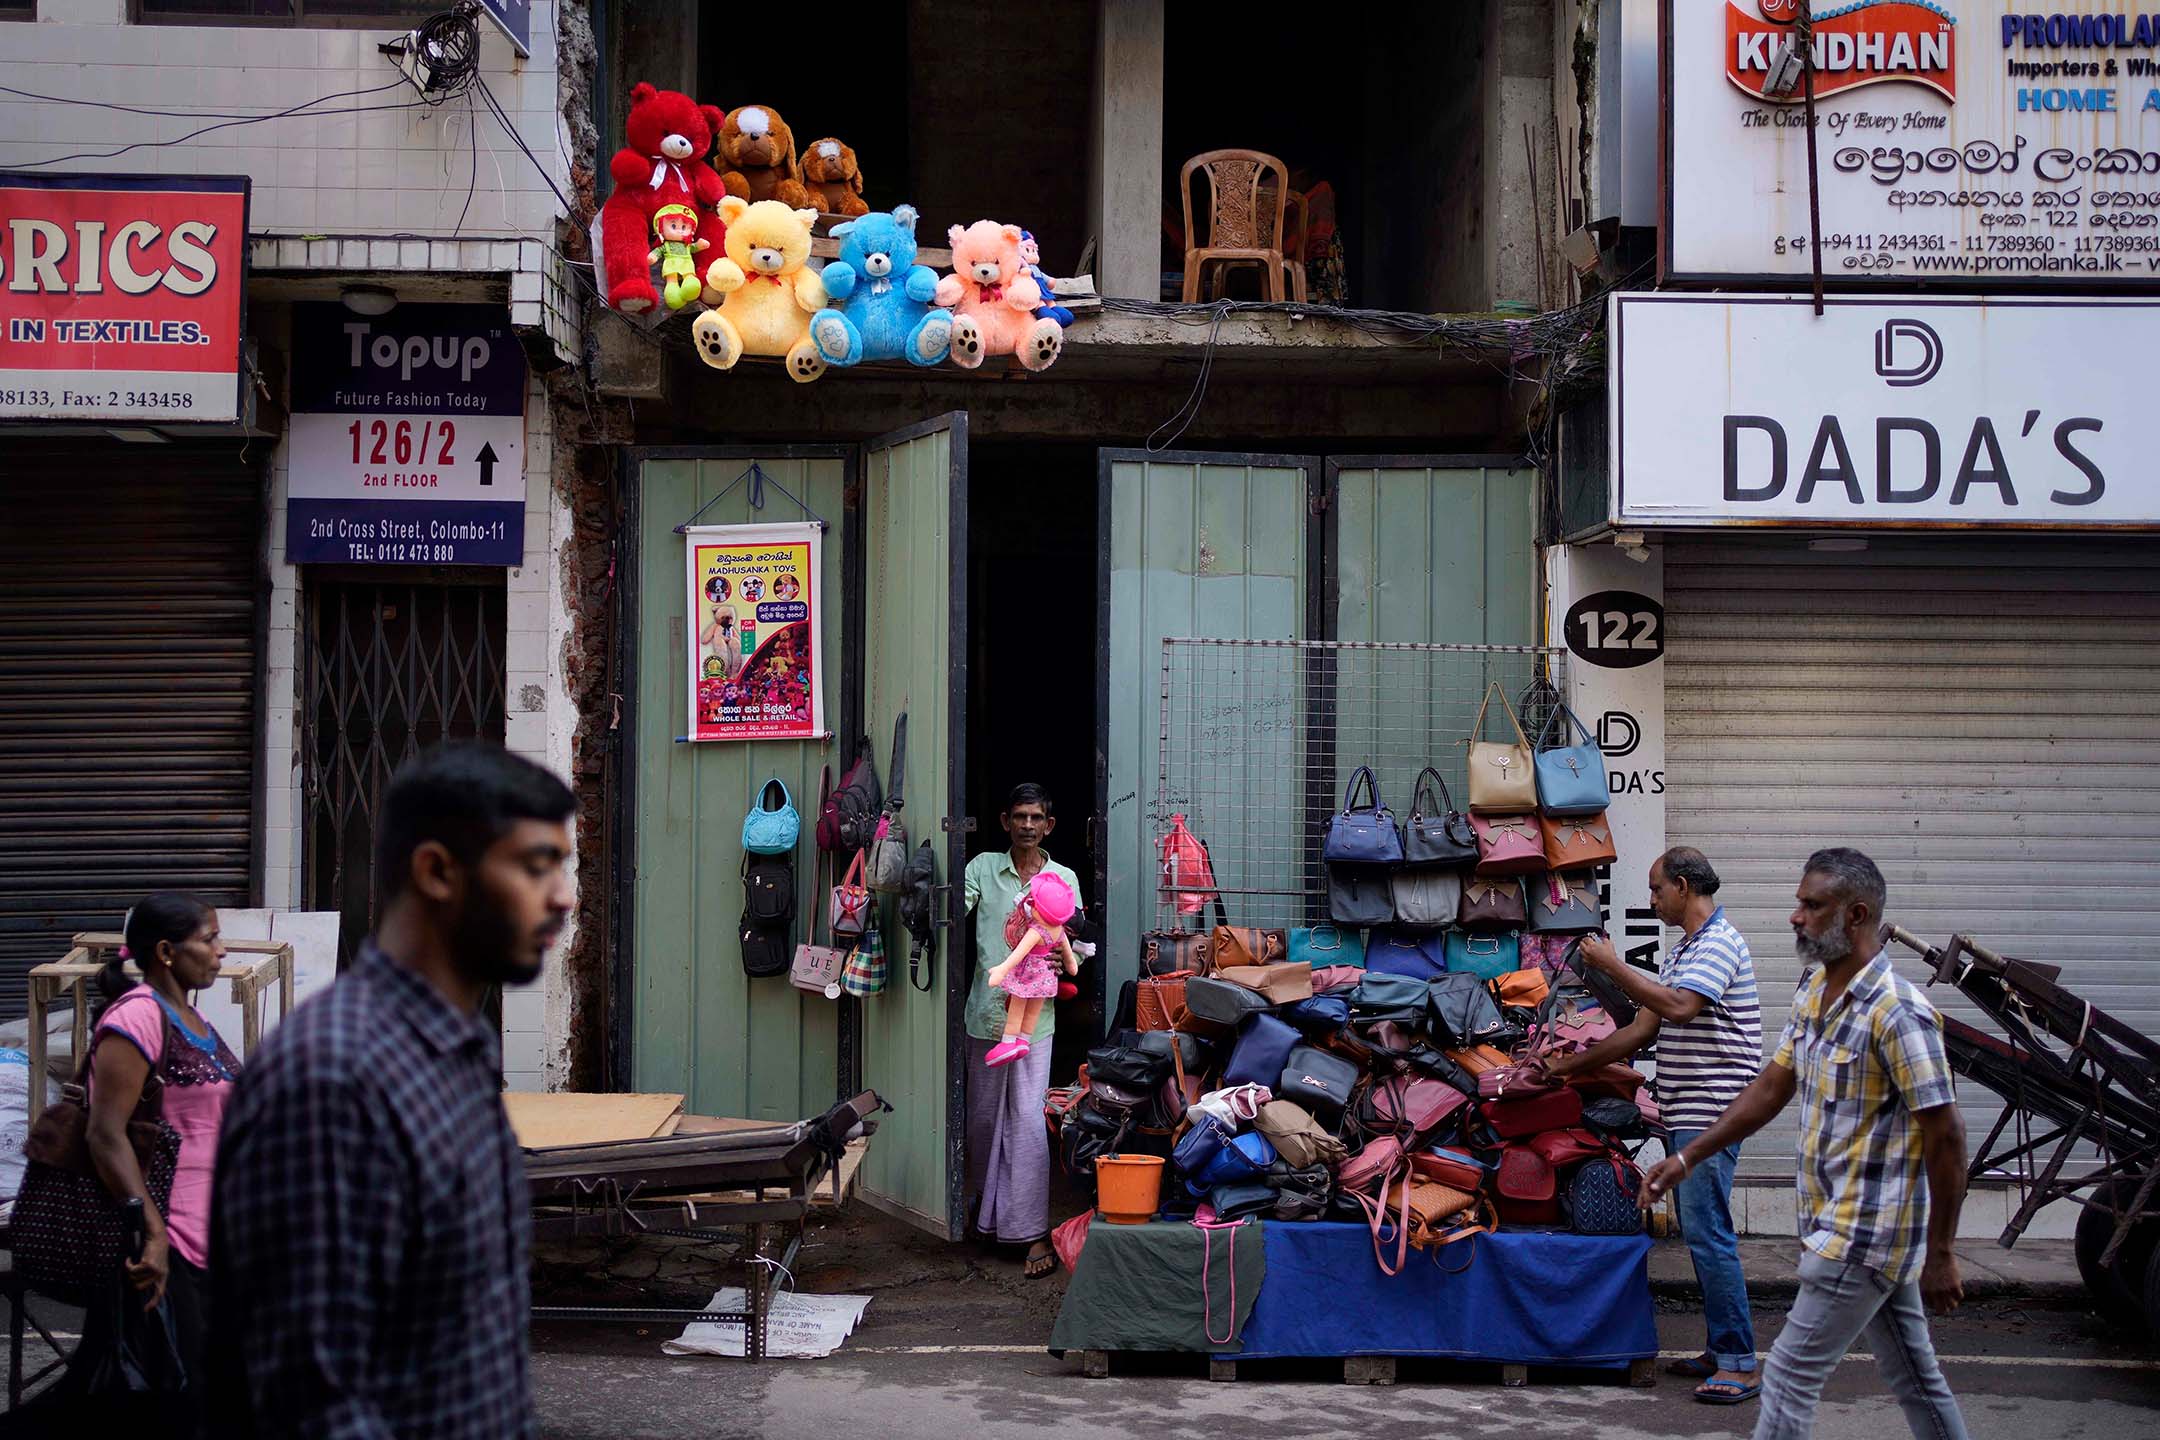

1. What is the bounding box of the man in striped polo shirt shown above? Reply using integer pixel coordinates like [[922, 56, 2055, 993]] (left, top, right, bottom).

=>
[[1643, 849, 1970, 1440], [1552, 845, 1763, 1404]]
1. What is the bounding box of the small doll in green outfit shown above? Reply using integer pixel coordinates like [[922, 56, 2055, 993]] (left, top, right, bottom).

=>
[[648, 203, 710, 311]]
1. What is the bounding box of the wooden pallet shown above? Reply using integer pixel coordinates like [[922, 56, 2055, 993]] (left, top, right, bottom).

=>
[[1074, 1350, 1657, 1388]]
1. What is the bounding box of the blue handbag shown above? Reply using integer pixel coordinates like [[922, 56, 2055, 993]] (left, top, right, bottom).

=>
[[1444, 931, 1521, 981], [1366, 927, 1449, 981], [1322, 766, 1404, 865], [1288, 923, 1365, 970], [1192, 1131, 1278, 1194], [741, 778, 801, 854], [1284, 994, 1351, 1037], [1534, 704, 1608, 817], [1224, 1013, 1301, 1089], [1173, 1114, 1233, 1191]]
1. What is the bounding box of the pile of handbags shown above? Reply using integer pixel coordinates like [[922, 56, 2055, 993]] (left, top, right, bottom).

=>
[[1055, 933, 1663, 1276], [1320, 684, 1615, 980]]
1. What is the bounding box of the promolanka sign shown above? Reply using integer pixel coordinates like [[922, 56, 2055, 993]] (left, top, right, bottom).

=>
[[285, 302, 526, 565], [0, 172, 249, 422], [1610, 292, 2160, 528], [1670, 1, 2160, 285]]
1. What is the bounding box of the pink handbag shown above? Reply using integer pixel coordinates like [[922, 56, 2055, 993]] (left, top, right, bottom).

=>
[[1310, 965, 1365, 993], [828, 850, 872, 939], [1471, 813, 1544, 876]]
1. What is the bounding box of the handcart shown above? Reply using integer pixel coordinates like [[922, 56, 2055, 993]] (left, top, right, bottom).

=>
[[1883, 925, 2160, 1329], [526, 1090, 886, 1360]]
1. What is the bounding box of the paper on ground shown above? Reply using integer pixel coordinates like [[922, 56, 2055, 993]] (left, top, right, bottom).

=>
[[663, 1289, 873, 1359]]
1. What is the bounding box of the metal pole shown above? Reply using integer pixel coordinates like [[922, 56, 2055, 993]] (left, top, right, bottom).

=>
[[1800, 2, 1825, 315]]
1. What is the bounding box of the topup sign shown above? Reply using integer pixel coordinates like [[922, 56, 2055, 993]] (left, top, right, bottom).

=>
[[1669, 2, 2160, 285], [0, 172, 249, 422]]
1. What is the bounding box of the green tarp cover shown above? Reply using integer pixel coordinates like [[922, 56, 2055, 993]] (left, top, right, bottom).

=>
[[1049, 1218, 1266, 1353]]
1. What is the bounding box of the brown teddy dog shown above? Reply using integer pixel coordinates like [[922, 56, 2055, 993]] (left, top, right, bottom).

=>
[[716, 104, 811, 210], [801, 137, 868, 217]]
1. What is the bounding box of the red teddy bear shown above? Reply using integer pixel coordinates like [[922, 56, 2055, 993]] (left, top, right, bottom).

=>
[[600, 83, 727, 315]]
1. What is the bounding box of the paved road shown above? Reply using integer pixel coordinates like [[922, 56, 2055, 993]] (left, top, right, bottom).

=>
[[527, 1295, 2160, 1440]]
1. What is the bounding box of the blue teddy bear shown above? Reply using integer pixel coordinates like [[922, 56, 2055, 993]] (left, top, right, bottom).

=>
[[809, 204, 953, 367]]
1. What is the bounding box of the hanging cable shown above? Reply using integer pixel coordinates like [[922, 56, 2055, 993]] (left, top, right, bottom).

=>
[[1799, 1, 1827, 316]]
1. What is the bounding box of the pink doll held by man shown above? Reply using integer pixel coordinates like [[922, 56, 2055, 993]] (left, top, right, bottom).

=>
[[982, 872, 1079, 1067]]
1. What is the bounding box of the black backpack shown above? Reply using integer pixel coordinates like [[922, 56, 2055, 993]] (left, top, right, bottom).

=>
[[897, 840, 939, 992], [739, 915, 790, 978], [742, 850, 794, 925], [818, 737, 882, 853]]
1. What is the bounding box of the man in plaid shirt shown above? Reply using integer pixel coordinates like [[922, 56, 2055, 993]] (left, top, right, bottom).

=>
[[1642, 848, 1971, 1440], [211, 745, 574, 1438]]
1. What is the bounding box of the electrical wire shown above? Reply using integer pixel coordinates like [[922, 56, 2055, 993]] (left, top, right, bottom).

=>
[[0, 78, 412, 122], [455, 89, 480, 237], [473, 72, 575, 217], [1, 88, 435, 169]]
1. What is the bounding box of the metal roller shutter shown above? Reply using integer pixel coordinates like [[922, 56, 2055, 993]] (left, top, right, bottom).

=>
[[1666, 535, 2160, 1177], [0, 441, 265, 1017]]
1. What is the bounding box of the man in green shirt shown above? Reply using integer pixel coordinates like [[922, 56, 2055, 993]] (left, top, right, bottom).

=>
[[961, 783, 1083, 1278]]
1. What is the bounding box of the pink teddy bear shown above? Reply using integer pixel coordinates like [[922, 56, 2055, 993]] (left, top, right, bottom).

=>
[[933, 220, 1065, 372]]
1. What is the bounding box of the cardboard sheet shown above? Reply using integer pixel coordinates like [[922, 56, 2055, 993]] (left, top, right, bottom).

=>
[[505, 1091, 686, 1150]]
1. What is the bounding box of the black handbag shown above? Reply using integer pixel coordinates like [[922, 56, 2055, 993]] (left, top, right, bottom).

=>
[[897, 840, 940, 992], [1136, 1028, 1209, 1072], [1581, 1095, 1649, 1138], [1405, 766, 1480, 865], [1144, 894, 1227, 977], [12, 1024, 183, 1305], [1183, 975, 1273, 1029], [1276, 1043, 1360, 1117], [1528, 871, 1602, 934], [1561, 937, 1641, 1027], [739, 916, 790, 978], [1428, 972, 1511, 1049], [1268, 1162, 1333, 1221], [1211, 1180, 1279, 1222], [1326, 862, 1396, 927], [1344, 971, 1427, 1025], [1086, 1044, 1172, 1093]]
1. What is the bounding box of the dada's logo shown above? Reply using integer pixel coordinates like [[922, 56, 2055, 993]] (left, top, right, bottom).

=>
[[1726, 1, 1957, 104], [1874, 318, 1942, 388]]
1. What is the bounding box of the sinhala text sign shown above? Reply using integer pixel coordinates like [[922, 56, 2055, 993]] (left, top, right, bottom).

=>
[[1670, 1, 2160, 284], [684, 523, 826, 742], [0, 172, 248, 421], [286, 303, 526, 565], [1611, 291, 2160, 527]]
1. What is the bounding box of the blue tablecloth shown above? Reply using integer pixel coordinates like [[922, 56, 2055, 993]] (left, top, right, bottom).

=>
[[1235, 1223, 1657, 1367]]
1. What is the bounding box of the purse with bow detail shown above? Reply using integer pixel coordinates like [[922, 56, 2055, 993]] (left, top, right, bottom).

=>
[[1465, 681, 1537, 814], [1540, 813, 1617, 870]]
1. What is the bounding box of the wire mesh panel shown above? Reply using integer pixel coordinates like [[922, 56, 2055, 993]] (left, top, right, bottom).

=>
[[1154, 638, 1568, 930]]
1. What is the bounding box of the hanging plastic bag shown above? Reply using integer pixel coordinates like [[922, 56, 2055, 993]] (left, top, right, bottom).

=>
[[1157, 815, 1218, 917]]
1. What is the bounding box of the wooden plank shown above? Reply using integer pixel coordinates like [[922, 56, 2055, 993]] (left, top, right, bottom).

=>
[[503, 1092, 686, 1150], [27, 974, 50, 1118], [658, 1134, 870, 1211], [72, 932, 289, 956]]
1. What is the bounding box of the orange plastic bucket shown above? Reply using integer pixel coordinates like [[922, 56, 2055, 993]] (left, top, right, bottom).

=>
[[1094, 1154, 1166, 1225]]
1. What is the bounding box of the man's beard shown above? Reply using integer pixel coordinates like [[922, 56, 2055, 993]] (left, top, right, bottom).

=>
[[450, 889, 548, 987], [1795, 913, 1854, 966]]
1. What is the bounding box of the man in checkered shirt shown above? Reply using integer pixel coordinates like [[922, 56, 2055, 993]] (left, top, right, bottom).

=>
[[211, 745, 574, 1438], [1642, 848, 1972, 1440]]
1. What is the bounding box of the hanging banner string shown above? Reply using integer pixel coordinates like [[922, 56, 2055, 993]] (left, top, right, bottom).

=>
[[674, 461, 830, 534]]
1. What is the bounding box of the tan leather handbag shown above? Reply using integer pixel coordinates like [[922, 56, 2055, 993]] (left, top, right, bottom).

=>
[[1541, 813, 1617, 870], [1210, 925, 1286, 971], [1465, 681, 1537, 814], [1214, 960, 1313, 1004]]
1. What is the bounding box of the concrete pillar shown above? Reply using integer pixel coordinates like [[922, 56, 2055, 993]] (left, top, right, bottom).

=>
[[609, 0, 696, 106], [1485, 0, 1559, 310], [1087, 0, 1164, 301]]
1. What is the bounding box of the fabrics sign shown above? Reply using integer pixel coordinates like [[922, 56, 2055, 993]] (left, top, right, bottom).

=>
[[1669, 1, 2160, 284], [1610, 291, 2160, 527], [684, 523, 826, 742], [285, 303, 526, 565], [0, 172, 248, 421]]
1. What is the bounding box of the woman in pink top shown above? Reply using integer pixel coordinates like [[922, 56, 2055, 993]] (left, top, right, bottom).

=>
[[85, 891, 239, 1423]]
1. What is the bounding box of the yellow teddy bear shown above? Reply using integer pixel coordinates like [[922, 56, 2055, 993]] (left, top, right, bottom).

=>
[[690, 195, 827, 383]]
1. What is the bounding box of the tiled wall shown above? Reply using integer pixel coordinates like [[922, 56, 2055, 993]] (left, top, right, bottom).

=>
[[1, 0, 568, 243]]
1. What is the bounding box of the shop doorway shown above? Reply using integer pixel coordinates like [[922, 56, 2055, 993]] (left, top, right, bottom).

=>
[[964, 442, 1103, 1081], [299, 576, 507, 970]]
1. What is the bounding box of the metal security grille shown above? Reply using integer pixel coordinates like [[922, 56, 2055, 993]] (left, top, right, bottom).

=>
[[301, 578, 507, 966], [1153, 638, 1568, 930], [0, 442, 264, 1017]]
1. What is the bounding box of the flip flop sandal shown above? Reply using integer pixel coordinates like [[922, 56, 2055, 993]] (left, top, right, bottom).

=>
[[1023, 1249, 1059, 1279], [1665, 1353, 1717, 1379], [1694, 1378, 1762, 1406]]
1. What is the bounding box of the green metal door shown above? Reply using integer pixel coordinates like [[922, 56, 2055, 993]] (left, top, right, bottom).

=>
[[858, 415, 969, 1236], [1101, 452, 1316, 1011], [627, 452, 849, 1120]]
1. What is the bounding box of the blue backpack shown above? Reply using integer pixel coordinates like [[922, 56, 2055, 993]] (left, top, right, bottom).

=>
[[741, 778, 801, 855]]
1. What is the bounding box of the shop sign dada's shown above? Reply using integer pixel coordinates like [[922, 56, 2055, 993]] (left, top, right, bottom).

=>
[[285, 302, 526, 567], [0, 173, 249, 422], [1670, 2, 2160, 286], [1611, 292, 2160, 528]]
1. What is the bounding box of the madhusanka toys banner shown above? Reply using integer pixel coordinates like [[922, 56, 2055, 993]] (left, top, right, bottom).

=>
[[1670, 2, 2160, 285], [685, 523, 826, 742], [0, 172, 249, 421]]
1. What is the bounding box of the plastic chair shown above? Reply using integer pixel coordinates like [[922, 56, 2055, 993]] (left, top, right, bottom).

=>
[[1281, 188, 1309, 302], [1179, 149, 1291, 304]]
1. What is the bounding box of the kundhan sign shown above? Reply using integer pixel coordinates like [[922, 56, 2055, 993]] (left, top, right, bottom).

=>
[[1610, 292, 2160, 528], [0, 172, 249, 422], [1669, 1, 2160, 284]]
